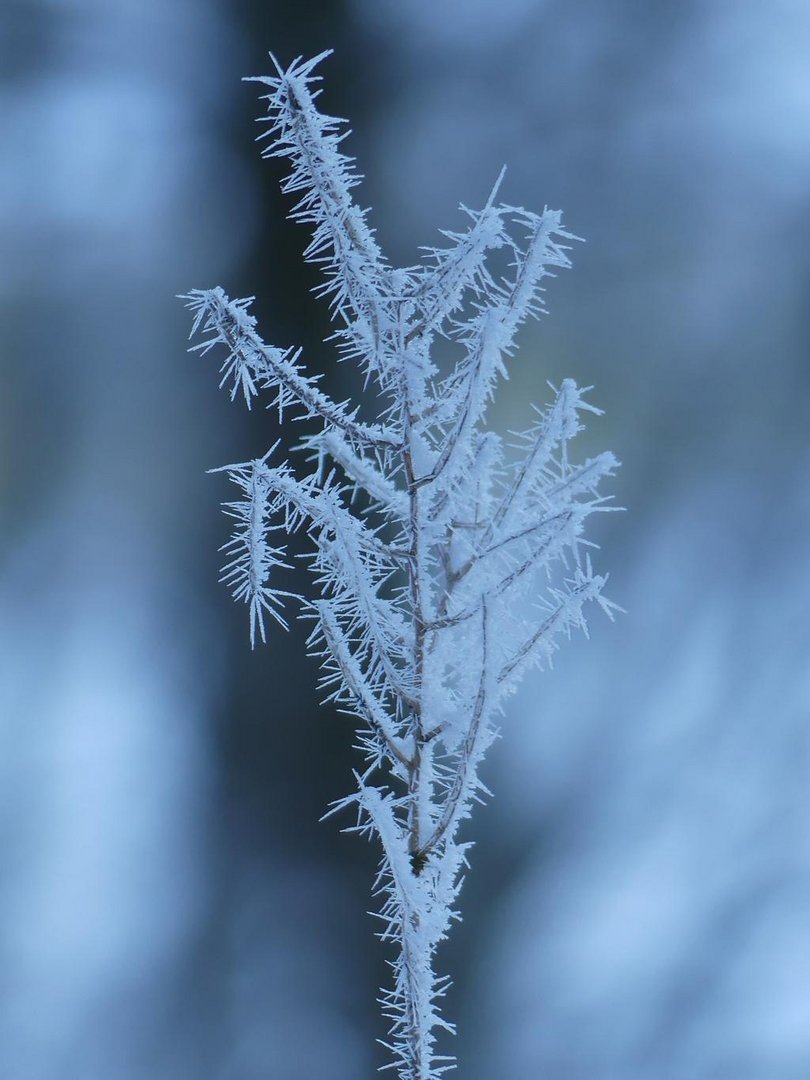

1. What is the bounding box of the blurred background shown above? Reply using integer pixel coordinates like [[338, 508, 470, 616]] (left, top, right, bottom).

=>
[[1, 1, 809, 1077]]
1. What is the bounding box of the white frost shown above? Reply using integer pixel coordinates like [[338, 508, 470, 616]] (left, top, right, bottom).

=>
[[184, 50, 618, 1080]]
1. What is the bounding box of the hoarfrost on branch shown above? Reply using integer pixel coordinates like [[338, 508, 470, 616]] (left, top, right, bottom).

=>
[[183, 50, 618, 1080]]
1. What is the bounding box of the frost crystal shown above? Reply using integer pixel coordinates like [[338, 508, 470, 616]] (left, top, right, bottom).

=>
[[183, 50, 618, 1080]]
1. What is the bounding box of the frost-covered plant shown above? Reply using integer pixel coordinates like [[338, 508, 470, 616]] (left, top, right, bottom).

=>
[[184, 50, 618, 1080]]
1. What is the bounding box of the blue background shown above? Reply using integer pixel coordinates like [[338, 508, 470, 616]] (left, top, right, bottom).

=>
[[1, 2, 809, 1077]]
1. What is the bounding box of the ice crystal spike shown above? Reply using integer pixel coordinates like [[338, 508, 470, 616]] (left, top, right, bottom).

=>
[[184, 51, 618, 1080]]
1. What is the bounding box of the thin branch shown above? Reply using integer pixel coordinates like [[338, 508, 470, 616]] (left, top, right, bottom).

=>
[[317, 602, 412, 769], [184, 288, 399, 449]]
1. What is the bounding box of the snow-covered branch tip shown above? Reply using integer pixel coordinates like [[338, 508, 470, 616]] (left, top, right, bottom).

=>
[[184, 50, 619, 1080]]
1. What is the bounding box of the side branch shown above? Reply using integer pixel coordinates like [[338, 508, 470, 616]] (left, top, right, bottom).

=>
[[406, 186, 507, 341], [417, 605, 493, 861], [316, 602, 412, 770], [311, 429, 408, 519], [498, 565, 614, 687], [184, 288, 399, 449], [248, 52, 395, 382]]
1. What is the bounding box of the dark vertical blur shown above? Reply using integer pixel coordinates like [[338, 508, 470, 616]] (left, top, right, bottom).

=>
[[1, 1, 808, 1078]]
